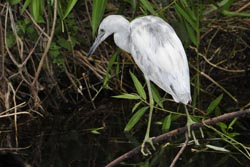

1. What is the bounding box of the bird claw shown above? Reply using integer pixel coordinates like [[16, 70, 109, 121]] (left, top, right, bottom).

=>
[[141, 137, 156, 156], [186, 116, 196, 138], [186, 116, 202, 146]]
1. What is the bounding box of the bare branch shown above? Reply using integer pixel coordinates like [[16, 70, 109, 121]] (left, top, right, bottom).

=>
[[105, 108, 250, 167]]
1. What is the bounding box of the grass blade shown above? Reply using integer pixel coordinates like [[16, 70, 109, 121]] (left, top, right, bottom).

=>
[[124, 106, 148, 132], [113, 93, 141, 100], [132, 101, 142, 113], [91, 0, 107, 36], [140, 0, 157, 15], [185, 21, 198, 46], [162, 114, 172, 133], [175, 3, 196, 31], [206, 144, 230, 152], [206, 94, 223, 114], [31, 0, 39, 21], [63, 0, 78, 19], [103, 50, 119, 88], [31, 0, 44, 22], [151, 84, 163, 108], [129, 71, 146, 100], [8, 0, 20, 5], [21, 0, 31, 14]]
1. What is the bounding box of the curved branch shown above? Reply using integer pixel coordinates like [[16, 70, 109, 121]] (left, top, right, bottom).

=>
[[105, 108, 250, 167]]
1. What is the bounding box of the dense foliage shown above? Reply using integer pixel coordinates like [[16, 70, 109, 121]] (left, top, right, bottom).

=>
[[0, 0, 249, 166]]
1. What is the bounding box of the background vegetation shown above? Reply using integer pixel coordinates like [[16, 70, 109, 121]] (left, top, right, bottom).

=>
[[0, 0, 249, 166]]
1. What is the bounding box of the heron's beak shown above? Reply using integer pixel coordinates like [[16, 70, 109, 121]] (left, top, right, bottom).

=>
[[88, 32, 105, 56]]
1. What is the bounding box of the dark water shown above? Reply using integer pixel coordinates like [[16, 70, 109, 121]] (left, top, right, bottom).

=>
[[1, 98, 249, 167]]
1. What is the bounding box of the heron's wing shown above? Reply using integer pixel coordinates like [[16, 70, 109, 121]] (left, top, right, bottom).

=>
[[130, 16, 191, 104]]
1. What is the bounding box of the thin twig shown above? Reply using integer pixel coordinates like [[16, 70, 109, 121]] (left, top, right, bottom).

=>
[[170, 133, 189, 167], [189, 46, 245, 73], [4, 5, 19, 66], [24, 11, 50, 39], [8, 81, 18, 148], [0, 112, 32, 118], [200, 71, 238, 102], [236, 2, 250, 12]]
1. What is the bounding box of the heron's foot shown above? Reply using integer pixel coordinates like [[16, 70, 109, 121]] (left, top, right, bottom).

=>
[[141, 137, 156, 156], [186, 114, 196, 138], [186, 115, 200, 145]]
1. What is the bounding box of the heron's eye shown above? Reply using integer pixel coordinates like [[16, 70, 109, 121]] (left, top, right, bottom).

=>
[[100, 29, 105, 33]]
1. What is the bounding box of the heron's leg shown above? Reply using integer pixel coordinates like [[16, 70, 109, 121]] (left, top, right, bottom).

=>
[[141, 79, 156, 156], [185, 105, 195, 138]]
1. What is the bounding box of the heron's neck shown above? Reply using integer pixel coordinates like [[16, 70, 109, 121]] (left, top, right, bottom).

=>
[[113, 22, 131, 53]]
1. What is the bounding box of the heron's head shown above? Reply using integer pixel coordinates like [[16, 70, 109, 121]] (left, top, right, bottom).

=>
[[88, 15, 129, 56]]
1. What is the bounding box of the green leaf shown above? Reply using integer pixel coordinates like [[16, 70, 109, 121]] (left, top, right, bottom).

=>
[[132, 101, 142, 113], [217, 122, 227, 133], [162, 114, 172, 133], [91, 130, 101, 134], [63, 0, 78, 19], [221, 0, 234, 11], [8, 0, 20, 5], [228, 118, 238, 131], [140, 0, 157, 16], [90, 127, 104, 135], [21, 0, 32, 14], [185, 22, 198, 46], [21, 0, 44, 22], [177, 0, 197, 21], [206, 94, 223, 114], [227, 132, 240, 138], [206, 144, 230, 152], [215, 106, 221, 116], [129, 71, 146, 100], [113, 93, 141, 100], [151, 84, 163, 108], [103, 50, 119, 88], [57, 37, 71, 50], [203, 0, 250, 17], [175, 3, 196, 31], [222, 10, 250, 17], [124, 106, 148, 132], [91, 0, 107, 36], [31, 0, 38, 17]]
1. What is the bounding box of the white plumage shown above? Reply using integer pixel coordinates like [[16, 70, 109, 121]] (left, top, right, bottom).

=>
[[88, 15, 192, 155], [88, 15, 191, 104]]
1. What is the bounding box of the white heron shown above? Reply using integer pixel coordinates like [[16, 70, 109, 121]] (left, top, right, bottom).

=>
[[88, 15, 192, 155]]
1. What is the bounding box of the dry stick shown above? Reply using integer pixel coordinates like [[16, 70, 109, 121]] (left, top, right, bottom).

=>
[[0, 7, 5, 78], [30, 0, 57, 109], [4, 5, 19, 66], [4, 6, 20, 147], [200, 72, 238, 103], [236, 1, 250, 12], [105, 108, 250, 167], [170, 133, 189, 167], [32, 0, 57, 86], [189, 46, 245, 73], [0, 111, 32, 118], [8, 81, 18, 148], [25, 11, 50, 39]]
